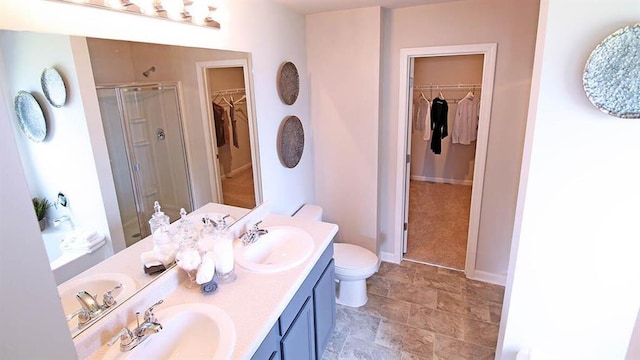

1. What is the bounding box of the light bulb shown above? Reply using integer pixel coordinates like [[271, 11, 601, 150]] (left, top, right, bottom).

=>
[[187, 1, 209, 25], [131, 0, 156, 16], [161, 0, 183, 20], [104, 0, 124, 9]]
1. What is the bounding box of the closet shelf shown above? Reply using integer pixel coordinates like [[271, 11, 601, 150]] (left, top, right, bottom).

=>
[[210, 87, 246, 96], [413, 83, 482, 91]]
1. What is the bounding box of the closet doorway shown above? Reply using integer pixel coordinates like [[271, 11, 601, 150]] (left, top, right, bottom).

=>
[[406, 55, 482, 270], [197, 59, 262, 209], [394, 44, 497, 277]]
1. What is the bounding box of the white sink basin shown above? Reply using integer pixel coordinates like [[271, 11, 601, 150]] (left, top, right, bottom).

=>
[[234, 226, 314, 273], [104, 303, 235, 360], [58, 273, 137, 332]]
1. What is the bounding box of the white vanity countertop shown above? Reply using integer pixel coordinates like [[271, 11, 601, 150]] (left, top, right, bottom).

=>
[[80, 203, 338, 359]]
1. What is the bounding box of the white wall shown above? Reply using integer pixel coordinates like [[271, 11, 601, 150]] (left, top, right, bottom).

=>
[[499, 0, 640, 358], [0, 51, 77, 359], [380, 0, 540, 278], [0, 31, 114, 253], [0, 0, 311, 357], [306, 7, 382, 253]]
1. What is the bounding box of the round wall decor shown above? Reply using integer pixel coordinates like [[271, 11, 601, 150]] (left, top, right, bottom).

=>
[[14, 91, 47, 142], [583, 23, 640, 119], [278, 115, 304, 168], [41, 67, 67, 108], [277, 61, 299, 105]]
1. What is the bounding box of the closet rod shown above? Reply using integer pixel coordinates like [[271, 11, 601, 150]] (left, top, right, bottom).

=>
[[210, 87, 246, 96], [413, 83, 482, 90]]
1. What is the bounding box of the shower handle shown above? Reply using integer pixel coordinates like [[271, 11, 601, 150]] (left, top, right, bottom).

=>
[[156, 128, 166, 141]]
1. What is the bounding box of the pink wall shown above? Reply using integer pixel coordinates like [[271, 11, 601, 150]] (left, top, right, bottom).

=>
[[379, 0, 540, 278], [307, 7, 382, 253]]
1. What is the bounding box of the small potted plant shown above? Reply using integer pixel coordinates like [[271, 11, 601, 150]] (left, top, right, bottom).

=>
[[32, 197, 51, 231]]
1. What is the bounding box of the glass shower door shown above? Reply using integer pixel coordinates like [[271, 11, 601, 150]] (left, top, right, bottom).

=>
[[119, 85, 192, 236], [98, 84, 192, 245]]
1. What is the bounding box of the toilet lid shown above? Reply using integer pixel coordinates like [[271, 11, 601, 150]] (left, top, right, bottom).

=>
[[334, 243, 378, 271]]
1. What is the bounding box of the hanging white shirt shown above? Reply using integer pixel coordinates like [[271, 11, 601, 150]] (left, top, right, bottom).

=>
[[452, 95, 480, 145], [413, 97, 431, 141]]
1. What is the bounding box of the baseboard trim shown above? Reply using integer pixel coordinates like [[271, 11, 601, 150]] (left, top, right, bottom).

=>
[[468, 270, 506, 286], [381, 251, 506, 286], [410, 175, 472, 186], [380, 251, 398, 264], [221, 162, 252, 179]]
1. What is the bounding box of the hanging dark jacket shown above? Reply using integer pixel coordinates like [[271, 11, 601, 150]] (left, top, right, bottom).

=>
[[212, 102, 229, 147], [430, 97, 448, 154]]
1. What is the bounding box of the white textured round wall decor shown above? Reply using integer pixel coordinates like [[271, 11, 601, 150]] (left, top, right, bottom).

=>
[[583, 23, 640, 119], [14, 91, 47, 142], [41, 67, 67, 108]]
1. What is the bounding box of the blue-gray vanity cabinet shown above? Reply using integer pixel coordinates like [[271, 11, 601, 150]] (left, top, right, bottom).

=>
[[251, 242, 335, 360], [251, 322, 281, 360], [280, 296, 315, 359], [313, 259, 336, 357]]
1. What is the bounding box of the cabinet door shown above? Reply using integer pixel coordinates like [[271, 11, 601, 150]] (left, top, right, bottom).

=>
[[281, 296, 315, 360], [314, 259, 336, 357], [251, 322, 281, 360]]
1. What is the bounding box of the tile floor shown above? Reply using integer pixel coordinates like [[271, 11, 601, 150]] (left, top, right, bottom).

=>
[[323, 261, 505, 360]]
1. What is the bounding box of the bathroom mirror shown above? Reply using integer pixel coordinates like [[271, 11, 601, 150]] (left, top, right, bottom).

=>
[[0, 29, 262, 337]]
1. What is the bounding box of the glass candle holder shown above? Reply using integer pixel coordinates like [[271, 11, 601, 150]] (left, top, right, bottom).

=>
[[213, 226, 236, 284]]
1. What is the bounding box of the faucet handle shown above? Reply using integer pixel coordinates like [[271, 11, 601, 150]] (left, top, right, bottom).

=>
[[108, 327, 134, 348], [144, 299, 164, 323], [66, 308, 90, 322], [102, 283, 123, 308]]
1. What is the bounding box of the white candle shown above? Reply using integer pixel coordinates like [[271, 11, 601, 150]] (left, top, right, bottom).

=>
[[214, 233, 234, 274]]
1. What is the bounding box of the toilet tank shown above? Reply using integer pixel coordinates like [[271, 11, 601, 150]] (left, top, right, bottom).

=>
[[293, 204, 323, 222]]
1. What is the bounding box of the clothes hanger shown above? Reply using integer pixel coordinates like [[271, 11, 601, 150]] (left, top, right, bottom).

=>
[[464, 89, 474, 100], [419, 92, 428, 101], [438, 88, 444, 99], [236, 95, 246, 103]]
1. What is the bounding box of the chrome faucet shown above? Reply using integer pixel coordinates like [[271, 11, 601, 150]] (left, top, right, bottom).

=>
[[108, 300, 164, 352], [66, 284, 122, 328], [240, 221, 269, 245], [53, 214, 74, 229]]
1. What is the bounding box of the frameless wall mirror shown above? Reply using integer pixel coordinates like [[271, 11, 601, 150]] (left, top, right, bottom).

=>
[[583, 23, 640, 119], [0, 29, 262, 338]]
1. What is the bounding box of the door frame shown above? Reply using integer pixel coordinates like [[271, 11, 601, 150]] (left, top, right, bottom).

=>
[[196, 58, 263, 206], [394, 43, 497, 278]]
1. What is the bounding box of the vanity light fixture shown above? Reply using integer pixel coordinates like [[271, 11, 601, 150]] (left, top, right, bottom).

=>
[[48, 0, 221, 29]]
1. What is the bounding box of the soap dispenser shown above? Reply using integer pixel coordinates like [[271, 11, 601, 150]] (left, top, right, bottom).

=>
[[212, 215, 236, 284], [149, 201, 170, 236]]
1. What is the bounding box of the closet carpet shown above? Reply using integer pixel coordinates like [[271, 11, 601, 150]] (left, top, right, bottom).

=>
[[405, 180, 472, 270], [221, 166, 256, 209]]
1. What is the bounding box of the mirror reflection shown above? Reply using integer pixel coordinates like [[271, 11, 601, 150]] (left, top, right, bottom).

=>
[[0, 29, 261, 336]]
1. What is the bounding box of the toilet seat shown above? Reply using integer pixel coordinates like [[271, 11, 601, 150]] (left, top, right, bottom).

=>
[[334, 243, 378, 277]]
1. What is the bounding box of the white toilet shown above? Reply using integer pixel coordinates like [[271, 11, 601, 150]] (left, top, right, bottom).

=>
[[293, 205, 379, 307]]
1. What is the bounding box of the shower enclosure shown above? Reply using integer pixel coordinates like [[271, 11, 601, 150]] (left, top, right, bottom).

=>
[[97, 83, 193, 246]]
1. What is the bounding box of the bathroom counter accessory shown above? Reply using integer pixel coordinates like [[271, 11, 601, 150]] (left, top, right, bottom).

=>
[[76, 203, 338, 359]]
